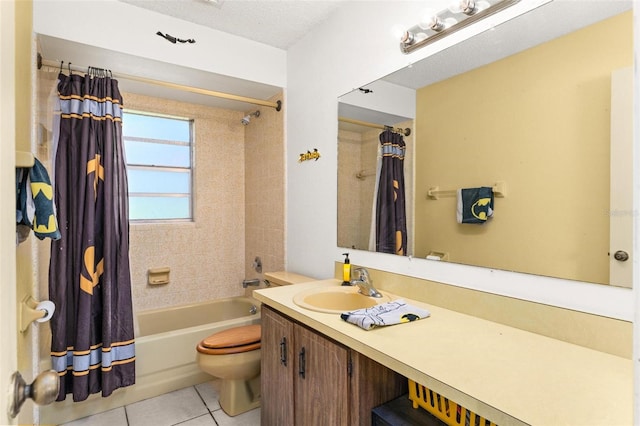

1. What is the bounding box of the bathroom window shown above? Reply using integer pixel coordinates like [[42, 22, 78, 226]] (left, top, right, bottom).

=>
[[123, 111, 193, 221]]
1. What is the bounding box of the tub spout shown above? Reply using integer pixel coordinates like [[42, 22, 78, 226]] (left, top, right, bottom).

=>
[[242, 278, 261, 288]]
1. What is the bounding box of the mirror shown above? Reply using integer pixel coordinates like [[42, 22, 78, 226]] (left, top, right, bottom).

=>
[[337, 0, 633, 287]]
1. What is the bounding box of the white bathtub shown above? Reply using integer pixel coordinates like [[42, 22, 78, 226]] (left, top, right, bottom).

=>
[[40, 296, 261, 425]]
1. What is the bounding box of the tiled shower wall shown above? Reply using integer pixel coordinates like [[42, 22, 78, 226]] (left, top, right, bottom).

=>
[[243, 94, 286, 284], [124, 92, 250, 312], [35, 74, 285, 313]]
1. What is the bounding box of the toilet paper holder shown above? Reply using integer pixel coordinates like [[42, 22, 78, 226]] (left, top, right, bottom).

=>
[[20, 295, 55, 333]]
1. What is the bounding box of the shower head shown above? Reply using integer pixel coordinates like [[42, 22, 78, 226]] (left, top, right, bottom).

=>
[[241, 110, 260, 126]]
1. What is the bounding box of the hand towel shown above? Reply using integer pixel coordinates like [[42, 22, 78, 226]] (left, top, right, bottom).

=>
[[16, 158, 61, 241], [340, 299, 430, 330], [456, 186, 494, 224]]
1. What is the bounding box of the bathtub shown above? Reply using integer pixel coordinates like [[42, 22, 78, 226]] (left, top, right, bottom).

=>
[[40, 296, 261, 425]]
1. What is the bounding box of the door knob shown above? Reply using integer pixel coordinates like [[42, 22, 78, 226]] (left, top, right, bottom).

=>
[[8, 370, 59, 418], [614, 250, 629, 262]]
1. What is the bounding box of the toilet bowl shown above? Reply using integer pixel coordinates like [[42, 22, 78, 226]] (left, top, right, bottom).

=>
[[196, 271, 314, 416], [196, 324, 262, 416]]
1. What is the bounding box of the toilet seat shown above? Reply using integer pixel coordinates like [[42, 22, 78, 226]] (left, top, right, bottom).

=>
[[197, 324, 261, 355]]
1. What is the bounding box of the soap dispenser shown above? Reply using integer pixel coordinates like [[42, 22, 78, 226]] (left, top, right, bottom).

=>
[[342, 253, 351, 286]]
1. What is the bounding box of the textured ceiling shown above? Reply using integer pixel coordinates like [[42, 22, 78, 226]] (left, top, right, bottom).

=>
[[119, 0, 347, 50]]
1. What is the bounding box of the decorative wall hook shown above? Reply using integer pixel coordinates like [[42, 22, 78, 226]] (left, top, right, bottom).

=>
[[156, 31, 196, 44], [299, 149, 321, 162]]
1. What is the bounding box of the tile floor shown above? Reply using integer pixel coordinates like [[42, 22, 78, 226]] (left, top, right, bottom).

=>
[[60, 380, 260, 426]]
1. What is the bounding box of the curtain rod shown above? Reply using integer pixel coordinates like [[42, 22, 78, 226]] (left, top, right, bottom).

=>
[[338, 116, 411, 136], [38, 56, 282, 111]]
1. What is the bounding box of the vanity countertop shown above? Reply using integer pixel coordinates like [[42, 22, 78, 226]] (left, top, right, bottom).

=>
[[254, 279, 632, 426]]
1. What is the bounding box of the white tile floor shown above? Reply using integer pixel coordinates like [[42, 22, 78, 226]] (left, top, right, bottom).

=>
[[59, 380, 260, 426]]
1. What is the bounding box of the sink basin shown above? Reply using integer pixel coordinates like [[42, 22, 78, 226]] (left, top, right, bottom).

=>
[[293, 285, 392, 314]]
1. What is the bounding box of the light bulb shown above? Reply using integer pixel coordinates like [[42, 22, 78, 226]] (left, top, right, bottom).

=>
[[462, 0, 478, 15], [418, 9, 440, 30], [419, 13, 445, 32], [390, 24, 406, 40], [401, 31, 415, 45], [449, 0, 477, 15]]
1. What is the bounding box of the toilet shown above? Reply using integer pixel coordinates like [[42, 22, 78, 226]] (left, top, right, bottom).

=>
[[196, 271, 313, 416], [196, 324, 262, 416]]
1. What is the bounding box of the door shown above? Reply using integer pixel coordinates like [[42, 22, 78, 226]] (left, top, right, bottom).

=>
[[0, 0, 19, 424], [609, 66, 633, 288], [294, 324, 349, 425], [3, 1, 47, 423], [261, 306, 295, 425]]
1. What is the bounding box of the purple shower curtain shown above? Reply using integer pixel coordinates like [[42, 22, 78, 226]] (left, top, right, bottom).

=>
[[49, 70, 135, 401], [376, 129, 407, 255]]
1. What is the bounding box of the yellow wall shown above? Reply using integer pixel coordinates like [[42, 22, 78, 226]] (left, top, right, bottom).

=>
[[414, 11, 632, 284]]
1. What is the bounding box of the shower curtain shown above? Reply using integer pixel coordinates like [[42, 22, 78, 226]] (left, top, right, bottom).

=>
[[49, 70, 135, 401], [375, 129, 407, 255]]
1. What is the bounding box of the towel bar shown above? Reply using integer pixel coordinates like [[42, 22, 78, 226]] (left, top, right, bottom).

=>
[[427, 181, 507, 200]]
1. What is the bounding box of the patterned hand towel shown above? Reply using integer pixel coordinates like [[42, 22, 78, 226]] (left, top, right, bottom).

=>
[[16, 158, 61, 241], [456, 186, 494, 224], [340, 299, 430, 330]]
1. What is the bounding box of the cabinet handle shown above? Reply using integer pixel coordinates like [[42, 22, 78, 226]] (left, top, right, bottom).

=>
[[298, 347, 306, 379], [280, 337, 287, 366]]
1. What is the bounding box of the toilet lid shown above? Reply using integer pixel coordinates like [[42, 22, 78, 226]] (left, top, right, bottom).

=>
[[201, 324, 261, 349]]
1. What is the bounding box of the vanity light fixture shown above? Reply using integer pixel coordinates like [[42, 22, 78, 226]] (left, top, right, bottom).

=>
[[400, 0, 520, 54]]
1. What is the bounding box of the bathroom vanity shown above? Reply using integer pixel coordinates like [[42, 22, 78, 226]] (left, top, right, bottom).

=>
[[254, 279, 633, 425], [261, 305, 406, 425]]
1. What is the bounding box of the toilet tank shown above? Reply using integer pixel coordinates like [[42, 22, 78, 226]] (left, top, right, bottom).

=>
[[263, 271, 314, 287]]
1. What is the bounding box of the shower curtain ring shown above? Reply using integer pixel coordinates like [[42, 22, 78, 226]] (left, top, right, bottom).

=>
[[59, 61, 63, 73], [68, 62, 72, 75]]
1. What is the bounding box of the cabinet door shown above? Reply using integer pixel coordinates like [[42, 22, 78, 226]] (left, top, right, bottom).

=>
[[349, 351, 407, 426], [294, 324, 349, 425], [261, 306, 295, 426]]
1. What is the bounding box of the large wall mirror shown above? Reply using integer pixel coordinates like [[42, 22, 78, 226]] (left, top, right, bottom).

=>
[[337, 0, 633, 287]]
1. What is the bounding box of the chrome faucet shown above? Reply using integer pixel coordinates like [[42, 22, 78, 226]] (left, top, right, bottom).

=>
[[242, 278, 261, 288], [350, 267, 383, 298]]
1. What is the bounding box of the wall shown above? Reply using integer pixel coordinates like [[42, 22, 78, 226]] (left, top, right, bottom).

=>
[[244, 93, 286, 283], [337, 128, 369, 250], [414, 12, 632, 285], [33, 0, 286, 88], [32, 0, 288, 304], [124, 93, 248, 311], [285, 0, 634, 322]]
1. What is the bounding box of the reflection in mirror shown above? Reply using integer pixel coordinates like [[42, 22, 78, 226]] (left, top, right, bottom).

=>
[[338, 0, 633, 287], [337, 85, 415, 255]]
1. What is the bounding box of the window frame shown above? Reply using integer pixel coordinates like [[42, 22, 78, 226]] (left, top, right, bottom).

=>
[[123, 109, 195, 223]]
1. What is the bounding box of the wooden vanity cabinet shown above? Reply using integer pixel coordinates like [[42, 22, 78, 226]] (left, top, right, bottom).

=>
[[261, 304, 295, 424], [261, 304, 406, 426]]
